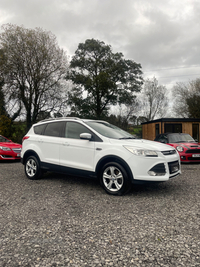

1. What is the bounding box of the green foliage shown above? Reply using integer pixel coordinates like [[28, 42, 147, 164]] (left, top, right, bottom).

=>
[[0, 115, 26, 143], [67, 39, 143, 119], [0, 115, 12, 138], [129, 125, 142, 138], [11, 122, 27, 144]]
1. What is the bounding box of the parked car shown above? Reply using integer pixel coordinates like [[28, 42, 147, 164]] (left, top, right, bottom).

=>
[[21, 118, 181, 195], [154, 133, 200, 163], [0, 135, 22, 160]]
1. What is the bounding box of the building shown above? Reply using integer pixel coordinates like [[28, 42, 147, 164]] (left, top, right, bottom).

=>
[[142, 118, 200, 141]]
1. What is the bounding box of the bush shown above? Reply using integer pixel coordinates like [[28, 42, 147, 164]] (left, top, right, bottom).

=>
[[0, 116, 26, 143], [0, 115, 12, 138]]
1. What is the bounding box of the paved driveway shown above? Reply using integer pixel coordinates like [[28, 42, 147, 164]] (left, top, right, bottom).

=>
[[0, 162, 200, 266]]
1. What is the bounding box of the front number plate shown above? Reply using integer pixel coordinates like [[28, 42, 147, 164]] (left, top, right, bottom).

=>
[[192, 154, 200, 157]]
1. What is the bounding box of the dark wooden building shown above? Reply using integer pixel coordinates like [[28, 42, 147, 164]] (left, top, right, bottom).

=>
[[142, 118, 200, 141]]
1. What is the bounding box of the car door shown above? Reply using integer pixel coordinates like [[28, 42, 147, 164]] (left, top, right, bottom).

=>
[[59, 121, 95, 171], [39, 121, 65, 166]]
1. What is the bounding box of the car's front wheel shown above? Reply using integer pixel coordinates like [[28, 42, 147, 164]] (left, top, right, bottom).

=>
[[25, 156, 42, 180], [100, 162, 131, 195]]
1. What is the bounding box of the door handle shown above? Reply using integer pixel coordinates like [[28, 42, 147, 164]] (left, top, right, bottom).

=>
[[63, 142, 69, 146]]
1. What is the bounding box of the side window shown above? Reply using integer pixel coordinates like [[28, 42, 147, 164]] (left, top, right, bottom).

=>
[[34, 124, 46, 135], [158, 135, 168, 143], [43, 122, 64, 137], [65, 122, 91, 139]]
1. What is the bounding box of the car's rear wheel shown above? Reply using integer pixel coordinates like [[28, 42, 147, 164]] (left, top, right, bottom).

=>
[[100, 162, 131, 195], [25, 156, 42, 180]]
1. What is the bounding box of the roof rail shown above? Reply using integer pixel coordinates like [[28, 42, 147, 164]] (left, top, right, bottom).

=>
[[37, 117, 81, 123]]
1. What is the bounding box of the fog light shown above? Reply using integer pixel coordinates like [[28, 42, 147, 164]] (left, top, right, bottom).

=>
[[148, 171, 157, 176]]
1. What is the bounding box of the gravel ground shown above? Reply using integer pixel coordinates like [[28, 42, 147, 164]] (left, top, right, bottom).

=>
[[0, 161, 200, 267]]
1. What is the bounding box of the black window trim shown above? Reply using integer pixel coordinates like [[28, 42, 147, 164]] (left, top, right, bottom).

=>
[[64, 121, 103, 142], [34, 120, 103, 142]]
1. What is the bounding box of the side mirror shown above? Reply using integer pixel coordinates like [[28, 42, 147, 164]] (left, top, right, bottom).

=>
[[80, 133, 92, 140]]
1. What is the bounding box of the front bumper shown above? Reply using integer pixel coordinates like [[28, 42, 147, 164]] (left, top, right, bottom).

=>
[[0, 152, 21, 160], [179, 152, 200, 162], [127, 151, 181, 182]]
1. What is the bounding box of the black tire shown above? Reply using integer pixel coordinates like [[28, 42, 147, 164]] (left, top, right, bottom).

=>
[[24, 155, 42, 180], [100, 162, 131, 195]]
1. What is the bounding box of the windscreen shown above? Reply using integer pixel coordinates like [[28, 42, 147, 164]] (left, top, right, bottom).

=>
[[85, 121, 135, 139], [168, 134, 195, 143]]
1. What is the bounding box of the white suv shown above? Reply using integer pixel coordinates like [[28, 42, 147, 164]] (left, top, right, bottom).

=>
[[21, 118, 181, 195]]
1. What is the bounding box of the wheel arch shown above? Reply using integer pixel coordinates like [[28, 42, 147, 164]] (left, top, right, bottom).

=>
[[95, 155, 134, 182], [22, 150, 41, 165]]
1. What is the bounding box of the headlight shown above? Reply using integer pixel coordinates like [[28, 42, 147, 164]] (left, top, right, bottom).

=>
[[124, 146, 158, 157], [0, 146, 11, 151], [176, 146, 184, 152]]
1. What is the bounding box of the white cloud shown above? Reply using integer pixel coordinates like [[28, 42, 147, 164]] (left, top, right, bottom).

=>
[[0, 0, 200, 89]]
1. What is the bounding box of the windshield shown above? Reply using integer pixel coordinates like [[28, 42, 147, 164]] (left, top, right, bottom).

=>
[[0, 135, 11, 143], [85, 121, 135, 139], [168, 134, 195, 143]]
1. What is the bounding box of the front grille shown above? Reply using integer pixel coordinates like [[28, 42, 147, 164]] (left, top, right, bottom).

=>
[[12, 148, 21, 153], [188, 157, 200, 160], [162, 150, 176, 156], [185, 149, 200, 154], [168, 161, 180, 174]]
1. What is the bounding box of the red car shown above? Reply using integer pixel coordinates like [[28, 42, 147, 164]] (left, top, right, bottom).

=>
[[155, 133, 200, 163], [0, 135, 22, 160]]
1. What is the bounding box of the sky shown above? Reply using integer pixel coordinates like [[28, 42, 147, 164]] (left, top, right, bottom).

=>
[[0, 0, 200, 90]]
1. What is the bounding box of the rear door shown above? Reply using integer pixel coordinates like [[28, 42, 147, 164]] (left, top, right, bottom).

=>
[[39, 121, 65, 166]]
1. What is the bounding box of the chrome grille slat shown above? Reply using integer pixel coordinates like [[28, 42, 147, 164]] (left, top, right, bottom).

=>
[[12, 148, 21, 153], [161, 150, 176, 155]]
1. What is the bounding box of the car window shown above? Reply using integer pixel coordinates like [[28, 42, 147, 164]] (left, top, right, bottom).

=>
[[156, 135, 168, 143], [168, 134, 195, 143], [65, 122, 92, 139], [43, 122, 64, 137], [85, 121, 134, 139], [0, 136, 10, 142], [34, 124, 47, 135]]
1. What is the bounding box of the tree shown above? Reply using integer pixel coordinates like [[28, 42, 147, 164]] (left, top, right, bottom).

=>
[[172, 78, 200, 118], [0, 50, 7, 117], [186, 95, 200, 118], [67, 39, 143, 119], [0, 24, 68, 130], [0, 78, 6, 117], [139, 77, 168, 121]]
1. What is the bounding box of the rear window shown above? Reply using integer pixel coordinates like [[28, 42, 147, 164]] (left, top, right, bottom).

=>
[[34, 124, 47, 135]]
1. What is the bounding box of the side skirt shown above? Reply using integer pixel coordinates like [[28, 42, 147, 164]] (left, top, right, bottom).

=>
[[41, 162, 97, 179]]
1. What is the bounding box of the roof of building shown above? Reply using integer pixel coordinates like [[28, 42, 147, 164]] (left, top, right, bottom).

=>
[[141, 118, 200, 125]]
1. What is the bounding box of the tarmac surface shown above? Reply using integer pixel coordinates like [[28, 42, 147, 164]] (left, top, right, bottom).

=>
[[0, 161, 200, 266]]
